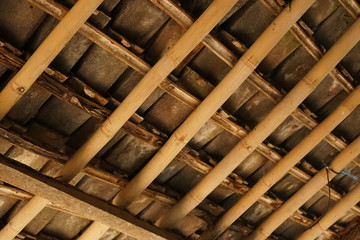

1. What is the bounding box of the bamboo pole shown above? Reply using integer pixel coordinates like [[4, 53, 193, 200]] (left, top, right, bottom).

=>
[[55, 0, 238, 183], [244, 136, 360, 240], [297, 183, 360, 240], [155, 18, 360, 229], [0, 0, 103, 120], [0, 0, 237, 238], [0, 1, 103, 239], [113, 0, 316, 211], [30, 0, 356, 169], [77, 222, 110, 240], [0, 195, 49, 239], [0, 156, 181, 240], [57, 1, 238, 239]]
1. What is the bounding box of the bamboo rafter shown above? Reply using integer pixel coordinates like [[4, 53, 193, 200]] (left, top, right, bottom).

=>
[[113, 0, 317, 213], [297, 183, 360, 240], [0, 0, 103, 120], [27, 0, 357, 162], [246, 136, 360, 240], [155, 17, 360, 229], [0, 123, 262, 238], [199, 87, 360, 239], [0, 7, 357, 224], [0, 0, 239, 238], [0, 0, 358, 239], [148, 0, 357, 159]]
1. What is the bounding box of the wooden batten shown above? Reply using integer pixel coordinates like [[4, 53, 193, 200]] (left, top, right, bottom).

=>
[[0, 156, 181, 240], [297, 183, 360, 240], [155, 17, 360, 229], [245, 136, 360, 240], [0, 0, 103, 120]]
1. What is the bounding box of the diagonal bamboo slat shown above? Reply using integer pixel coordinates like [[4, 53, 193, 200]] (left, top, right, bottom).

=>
[[0, 0, 104, 239], [114, 0, 318, 213], [246, 136, 360, 240], [55, 0, 238, 186], [0, 0, 103, 120], [297, 183, 360, 240], [0, 0, 238, 238], [199, 89, 360, 239], [149, 0, 357, 161], [155, 17, 360, 229], [27, 0, 359, 189], [0, 156, 181, 240]]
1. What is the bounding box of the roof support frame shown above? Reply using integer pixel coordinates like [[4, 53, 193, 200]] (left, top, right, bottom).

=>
[[0, 0, 239, 238], [247, 136, 360, 239], [0, 155, 181, 240], [156, 17, 360, 229], [0, 0, 103, 119], [297, 183, 360, 240], [200, 86, 360, 239]]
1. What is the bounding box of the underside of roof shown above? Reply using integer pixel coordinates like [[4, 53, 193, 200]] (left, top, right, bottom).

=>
[[0, 0, 359, 239]]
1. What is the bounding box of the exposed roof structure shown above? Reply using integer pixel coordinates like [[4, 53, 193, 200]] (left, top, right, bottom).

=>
[[0, 0, 359, 239]]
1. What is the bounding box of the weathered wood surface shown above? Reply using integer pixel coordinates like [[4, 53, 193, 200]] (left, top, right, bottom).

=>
[[0, 155, 182, 240]]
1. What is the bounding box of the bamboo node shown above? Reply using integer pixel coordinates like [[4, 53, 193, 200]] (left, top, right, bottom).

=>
[[302, 75, 318, 89], [238, 138, 254, 152]]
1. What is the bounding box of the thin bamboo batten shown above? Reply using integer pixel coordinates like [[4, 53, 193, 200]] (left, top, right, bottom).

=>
[[113, 0, 316, 211], [0, 0, 103, 120], [66, 1, 239, 239], [297, 183, 360, 240], [0, 1, 103, 239], [155, 18, 360, 229], [77, 222, 110, 240], [55, 0, 238, 183], [0, 196, 49, 240], [245, 136, 360, 240]]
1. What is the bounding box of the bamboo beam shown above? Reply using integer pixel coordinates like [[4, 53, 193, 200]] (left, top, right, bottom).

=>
[[27, 0, 357, 182], [0, 156, 181, 240], [2, 34, 357, 221], [297, 183, 360, 240], [0, 0, 103, 120], [245, 136, 360, 240], [114, 0, 316, 211], [0, 123, 327, 236], [0, 195, 49, 239], [55, 0, 238, 183], [155, 18, 360, 229], [149, 0, 357, 165], [0, 125, 227, 229], [77, 222, 110, 240], [0, 1, 238, 238], [0, 1, 103, 238]]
